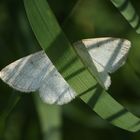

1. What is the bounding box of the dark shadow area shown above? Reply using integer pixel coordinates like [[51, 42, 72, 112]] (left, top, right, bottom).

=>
[[78, 84, 97, 97], [87, 85, 103, 109], [65, 67, 85, 80], [60, 57, 78, 73], [106, 108, 128, 122], [45, 32, 75, 70]]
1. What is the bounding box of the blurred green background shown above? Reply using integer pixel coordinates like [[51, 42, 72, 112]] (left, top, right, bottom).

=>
[[0, 0, 140, 139]]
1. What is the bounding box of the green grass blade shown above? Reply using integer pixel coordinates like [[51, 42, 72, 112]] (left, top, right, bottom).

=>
[[111, 0, 140, 34], [0, 91, 21, 137], [35, 95, 62, 140], [24, 0, 140, 132], [80, 85, 140, 132]]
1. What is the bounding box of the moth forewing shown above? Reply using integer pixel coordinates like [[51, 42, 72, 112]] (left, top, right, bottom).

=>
[[74, 37, 131, 90], [73, 41, 110, 89], [0, 51, 49, 92], [0, 51, 75, 105]]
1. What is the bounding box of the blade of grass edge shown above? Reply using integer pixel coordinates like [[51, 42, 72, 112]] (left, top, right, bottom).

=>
[[110, 0, 140, 34]]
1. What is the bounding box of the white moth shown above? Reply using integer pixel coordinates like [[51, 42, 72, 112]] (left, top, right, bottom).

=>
[[0, 51, 75, 105], [74, 37, 131, 90], [0, 37, 131, 105]]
